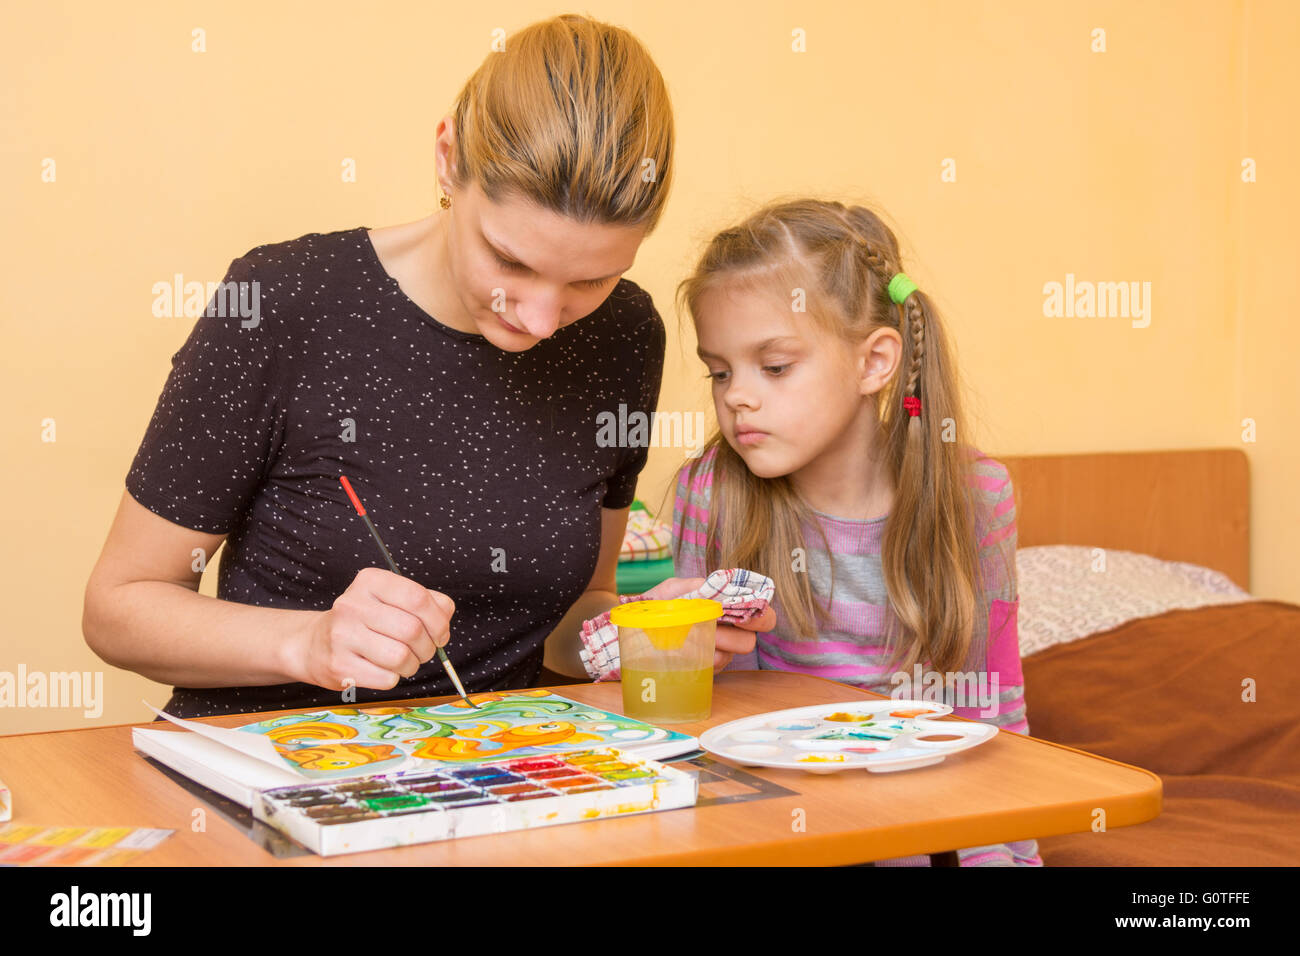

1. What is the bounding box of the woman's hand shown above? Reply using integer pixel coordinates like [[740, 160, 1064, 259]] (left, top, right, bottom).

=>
[[638, 576, 775, 672], [288, 567, 456, 692]]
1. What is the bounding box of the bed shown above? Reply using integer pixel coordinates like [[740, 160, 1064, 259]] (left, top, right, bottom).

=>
[[1003, 447, 1300, 866]]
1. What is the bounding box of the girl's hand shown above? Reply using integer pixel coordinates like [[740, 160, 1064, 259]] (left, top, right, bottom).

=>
[[637, 576, 776, 672], [289, 567, 455, 692], [639, 576, 705, 601]]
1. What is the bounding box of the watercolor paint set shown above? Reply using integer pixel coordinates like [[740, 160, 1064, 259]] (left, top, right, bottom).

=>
[[251, 747, 697, 856], [699, 699, 997, 774]]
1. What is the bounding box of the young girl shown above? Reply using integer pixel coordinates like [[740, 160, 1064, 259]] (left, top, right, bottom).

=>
[[668, 199, 1042, 867]]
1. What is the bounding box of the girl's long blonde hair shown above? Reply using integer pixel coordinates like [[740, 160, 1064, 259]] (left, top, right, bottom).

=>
[[674, 199, 1009, 676], [447, 13, 674, 232]]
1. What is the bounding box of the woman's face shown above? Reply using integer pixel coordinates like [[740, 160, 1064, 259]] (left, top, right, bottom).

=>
[[442, 179, 647, 352], [693, 281, 899, 480]]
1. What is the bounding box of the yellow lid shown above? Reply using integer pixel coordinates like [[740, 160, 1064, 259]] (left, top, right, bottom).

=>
[[610, 598, 724, 651], [610, 598, 724, 628]]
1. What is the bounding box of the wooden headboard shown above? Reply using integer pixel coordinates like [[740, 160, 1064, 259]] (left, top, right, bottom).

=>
[[996, 448, 1250, 591]]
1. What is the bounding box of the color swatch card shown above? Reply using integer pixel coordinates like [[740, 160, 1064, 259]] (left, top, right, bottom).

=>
[[253, 747, 698, 856], [0, 824, 174, 866], [237, 689, 697, 781]]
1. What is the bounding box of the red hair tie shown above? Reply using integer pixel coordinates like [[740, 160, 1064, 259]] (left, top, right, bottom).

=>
[[903, 396, 922, 417]]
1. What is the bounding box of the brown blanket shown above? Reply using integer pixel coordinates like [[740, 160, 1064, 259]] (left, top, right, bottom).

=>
[[1022, 599, 1300, 866]]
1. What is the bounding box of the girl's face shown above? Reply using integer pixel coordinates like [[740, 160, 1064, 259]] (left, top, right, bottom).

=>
[[443, 179, 647, 352], [694, 281, 899, 479]]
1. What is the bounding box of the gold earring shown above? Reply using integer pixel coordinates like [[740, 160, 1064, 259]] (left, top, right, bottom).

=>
[[440, 192, 451, 209]]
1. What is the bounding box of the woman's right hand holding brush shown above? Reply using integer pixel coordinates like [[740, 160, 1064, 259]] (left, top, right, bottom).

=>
[[287, 567, 455, 693]]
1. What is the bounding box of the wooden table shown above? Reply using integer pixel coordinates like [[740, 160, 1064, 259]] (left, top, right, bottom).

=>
[[0, 671, 1161, 865]]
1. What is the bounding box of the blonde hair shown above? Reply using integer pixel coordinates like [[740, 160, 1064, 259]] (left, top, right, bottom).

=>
[[673, 199, 1009, 676], [448, 14, 674, 231]]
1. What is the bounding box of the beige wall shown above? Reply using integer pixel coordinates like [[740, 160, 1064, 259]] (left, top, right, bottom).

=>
[[3, 1, 1296, 734]]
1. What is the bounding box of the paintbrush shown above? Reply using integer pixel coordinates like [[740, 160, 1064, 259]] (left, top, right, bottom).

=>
[[338, 475, 479, 710]]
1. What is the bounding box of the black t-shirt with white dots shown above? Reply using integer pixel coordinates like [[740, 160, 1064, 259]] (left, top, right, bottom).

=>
[[126, 226, 665, 718]]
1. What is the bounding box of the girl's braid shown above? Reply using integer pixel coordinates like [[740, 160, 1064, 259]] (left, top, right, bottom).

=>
[[846, 225, 924, 402]]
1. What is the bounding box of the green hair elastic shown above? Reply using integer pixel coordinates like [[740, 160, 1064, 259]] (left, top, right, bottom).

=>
[[888, 272, 918, 305]]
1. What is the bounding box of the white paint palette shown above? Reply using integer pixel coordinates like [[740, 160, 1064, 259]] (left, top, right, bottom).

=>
[[699, 699, 997, 774]]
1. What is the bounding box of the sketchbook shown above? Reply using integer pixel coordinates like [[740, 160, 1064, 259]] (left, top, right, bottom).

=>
[[132, 689, 699, 808]]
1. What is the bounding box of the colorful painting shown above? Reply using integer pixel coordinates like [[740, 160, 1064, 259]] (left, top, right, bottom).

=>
[[238, 690, 691, 781]]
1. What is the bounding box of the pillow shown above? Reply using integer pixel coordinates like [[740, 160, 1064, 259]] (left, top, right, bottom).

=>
[[1015, 545, 1253, 658], [619, 507, 672, 562]]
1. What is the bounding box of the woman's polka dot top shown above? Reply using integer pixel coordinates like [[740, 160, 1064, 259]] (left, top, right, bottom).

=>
[[126, 226, 665, 718]]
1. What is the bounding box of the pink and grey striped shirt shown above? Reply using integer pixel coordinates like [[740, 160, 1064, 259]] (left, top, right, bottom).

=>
[[671, 444, 1043, 867]]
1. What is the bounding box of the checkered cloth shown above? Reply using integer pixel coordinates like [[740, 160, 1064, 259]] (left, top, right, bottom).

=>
[[578, 568, 776, 682], [619, 508, 672, 562]]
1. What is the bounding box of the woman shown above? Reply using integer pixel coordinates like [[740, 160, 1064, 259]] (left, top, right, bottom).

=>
[[83, 14, 769, 719]]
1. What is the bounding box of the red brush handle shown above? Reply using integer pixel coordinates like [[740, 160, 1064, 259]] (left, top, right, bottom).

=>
[[339, 475, 366, 516]]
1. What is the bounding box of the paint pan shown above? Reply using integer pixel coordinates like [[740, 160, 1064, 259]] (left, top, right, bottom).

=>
[[698, 699, 994, 774], [252, 746, 698, 856]]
